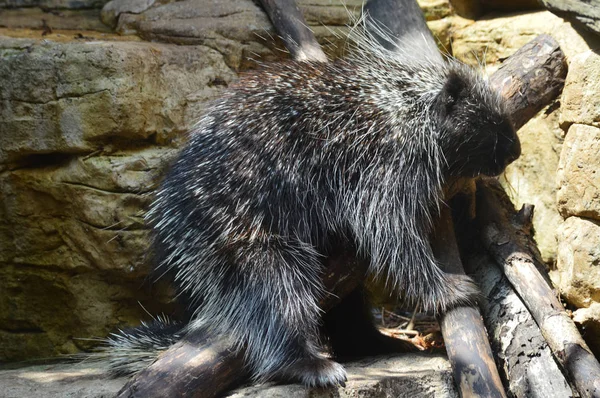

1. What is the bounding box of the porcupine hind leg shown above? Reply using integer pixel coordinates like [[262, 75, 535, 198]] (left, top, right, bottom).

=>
[[226, 236, 347, 388]]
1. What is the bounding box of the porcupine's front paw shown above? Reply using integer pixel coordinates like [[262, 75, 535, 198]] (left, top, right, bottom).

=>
[[439, 273, 481, 313], [278, 357, 347, 388]]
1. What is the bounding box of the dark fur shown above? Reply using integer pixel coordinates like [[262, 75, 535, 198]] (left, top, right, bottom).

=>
[[106, 33, 520, 387]]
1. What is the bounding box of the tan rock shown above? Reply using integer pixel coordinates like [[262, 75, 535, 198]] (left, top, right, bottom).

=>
[[560, 51, 600, 129], [557, 124, 600, 220], [0, 148, 177, 272], [554, 217, 600, 309], [573, 302, 600, 358], [0, 37, 237, 164], [450, 11, 598, 71], [417, 0, 453, 21], [0, 148, 180, 360], [112, 0, 367, 67], [0, 9, 110, 32], [551, 20, 600, 62], [448, 0, 482, 19], [481, 0, 541, 11], [501, 104, 563, 264], [427, 17, 454, 54]]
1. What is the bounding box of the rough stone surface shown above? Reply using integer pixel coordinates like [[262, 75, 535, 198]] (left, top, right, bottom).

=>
[[554, 217, 600, 309], [100, 0, 154, 28], [0, 34, 235, 360], [427, 17, 454, 53], [417, 0, 453, 21], [106, 0, 364, 69], [448, 0, 482, 19], [229, 355, 456, 397], [222, 354, 457, 398], [573, 302, 600, 359], [0, 36, 237, 164], [451, 10, 600, 73], [0, 149, 171, 271], [501, 104, 563, 264], [0, 0, 109, 9], [0, 9, 110, 32], [0, 148, 184, 360], [0, 354, 456, 398], [1, 363, 129, 398], [481, 0, 541, 11], [560, 51, 600, 129], [539, 0, 600, 36], [557, 124, 600, 221], [2, 0, 600, 383]]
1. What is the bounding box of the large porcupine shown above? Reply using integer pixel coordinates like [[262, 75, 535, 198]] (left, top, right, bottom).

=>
[[104, 27, 520, 387]]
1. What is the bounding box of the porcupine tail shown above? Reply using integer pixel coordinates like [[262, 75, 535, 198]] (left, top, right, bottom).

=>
[[91, 315, 185, 376]]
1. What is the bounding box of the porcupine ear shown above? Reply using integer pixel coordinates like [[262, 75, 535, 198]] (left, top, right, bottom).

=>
[[439, 71, 466, 113]]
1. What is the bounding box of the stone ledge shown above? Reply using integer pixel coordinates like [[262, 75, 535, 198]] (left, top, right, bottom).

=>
[[1, 353, 457, 398]]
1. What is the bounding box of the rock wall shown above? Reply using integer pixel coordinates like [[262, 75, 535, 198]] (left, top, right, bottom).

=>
[[0, 35, 237, 360], [0, 0, 367, 362], [1, 0, 600, 365], [555, 52, 600, 355]]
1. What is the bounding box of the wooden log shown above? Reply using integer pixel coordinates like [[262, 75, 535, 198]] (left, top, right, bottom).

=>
[[116, 335, 244, 398], [476, 179, 600, 398], [464, 251, 574, 397], [488, 33, 567, 130], [432, 206, 507, 398], [257, 0, 328, 62]]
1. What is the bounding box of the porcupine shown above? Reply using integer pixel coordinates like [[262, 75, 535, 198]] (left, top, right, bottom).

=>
[[103, 25, 521, 387]]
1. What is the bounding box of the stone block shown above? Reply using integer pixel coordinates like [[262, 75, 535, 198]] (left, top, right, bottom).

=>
[[554, 217, 600, 309], [557, 124, 600, 220]]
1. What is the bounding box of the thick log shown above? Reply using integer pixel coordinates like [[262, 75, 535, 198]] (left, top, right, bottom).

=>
[[257, 0, 328, 62], [476, 179, 600, 398], [432, 206, 507, 398], [116, 335, 244, 398], [488, 33, 567, 131]]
